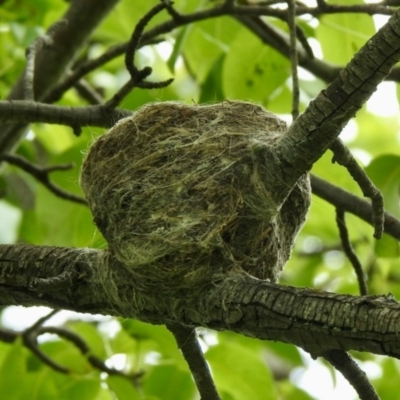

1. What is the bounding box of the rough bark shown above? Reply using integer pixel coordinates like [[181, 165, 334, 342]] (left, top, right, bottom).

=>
[[2, 244, 400, 360]]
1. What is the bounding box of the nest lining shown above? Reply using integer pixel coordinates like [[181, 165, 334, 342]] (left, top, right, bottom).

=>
[[80, 101, 310, 298]]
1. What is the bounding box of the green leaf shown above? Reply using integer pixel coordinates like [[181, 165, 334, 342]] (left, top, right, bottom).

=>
[[207, 342, 276, 400], [38, 340, 91, 374], [365, 155, 400, 218], [0, 340, 26, 399], [143, 365, 196, 400], [19, 370, 59, 400], [277, 381, 315, 400], [106, 376, 142, 400], [184, 16, 240, 83], [66, 321, 107, 360], [96, 0, 166, 43], [316, 0, 375, 64], [354, 109, 400, 158], [199, 55, 225, 103], [167, 25, 190, 74], [375, 233, 400, 258], [374, 358, 400, 400], [121, 320, 184, 368], [222, 27, 290, 104], [57, 376, 101, 400]]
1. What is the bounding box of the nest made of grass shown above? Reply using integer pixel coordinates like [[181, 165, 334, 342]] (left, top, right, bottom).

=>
[[81, 101, 310, 296]]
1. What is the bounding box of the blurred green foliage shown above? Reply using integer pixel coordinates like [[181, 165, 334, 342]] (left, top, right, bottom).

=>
[[1, 0, 400, 399]]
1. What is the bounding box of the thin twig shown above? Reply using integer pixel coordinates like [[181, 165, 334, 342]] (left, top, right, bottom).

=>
[[164, 0, 184, 21], [335, 208, 368, 295], [295, 24, 314, 59], [0, 312, 142, 381], [43, 38, 164, 104], [2, 154, 87, 206], [25, 309, 59, 332], [330, 139, 384, 239], [73, 79, 103, 105], [167, 324, 221, 400], [21, 309, 69, 373], [311, 175, 400, 241], [39, 326, 143, 381], [323, 350, 380, 400], [33, 2, 400, 107], [105, 2, 173, 109], [124, 2, 168, 80], [287, 0, 300, 120]]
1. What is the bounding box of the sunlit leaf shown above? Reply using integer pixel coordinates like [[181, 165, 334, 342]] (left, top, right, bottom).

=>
[[67, 321, 107, 360], [223, 27, 290, 104], [317, 0, 375, 64], [207, 342, 276, 400], [143, 365, 196, 400], [365, 155, 400, 218], [121, 320, 186, 369], [106, 376, 142, 400], [19, 371, 59, 400], [0, 340, 26, 399], [184, 17, 239, 83]]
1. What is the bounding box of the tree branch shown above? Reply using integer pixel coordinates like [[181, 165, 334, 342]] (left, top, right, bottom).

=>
[[287, 0, 300, 121], [330, 139, 384, 239], [167, 324, 221, 400], [105, 1, 173, 109], [3, 244, 400, 361], [323, 350, 380, 400], [2, 154, 87, 206], [336, 208, 368, 296], [0, 101, 132, 129], [311, 175, 400, 241], [273, 9, 400, 204]]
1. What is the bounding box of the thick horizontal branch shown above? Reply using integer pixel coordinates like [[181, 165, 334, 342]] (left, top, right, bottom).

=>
[[0, 101, 132, 129], [2, 244, 400, 360]]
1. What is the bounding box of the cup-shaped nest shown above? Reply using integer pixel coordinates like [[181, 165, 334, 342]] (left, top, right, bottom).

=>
[[81, 101, 310, 294]]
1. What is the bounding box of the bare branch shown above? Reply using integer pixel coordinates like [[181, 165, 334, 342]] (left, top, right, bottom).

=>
[[4, 245, 400, 359], [330, 139, 384, 239], [40, 326, 143, 381], [105, 2, 174, 109], [25, 309, 59, 332], [167, 324, 221, 400], [311, 175, 400, 241], [336, 208, 368, 296], [287, 0, 300, 120], [125, 3, 165, 80], [2, 154, 88, 206], [323, 350, 380, 400], [0, 100, 132, 128], [37, 1, 400, 109], [73, 79, 103, 105]]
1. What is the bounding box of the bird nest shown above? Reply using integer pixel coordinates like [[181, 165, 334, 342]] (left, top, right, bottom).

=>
[[81, 101, 310, 298]]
